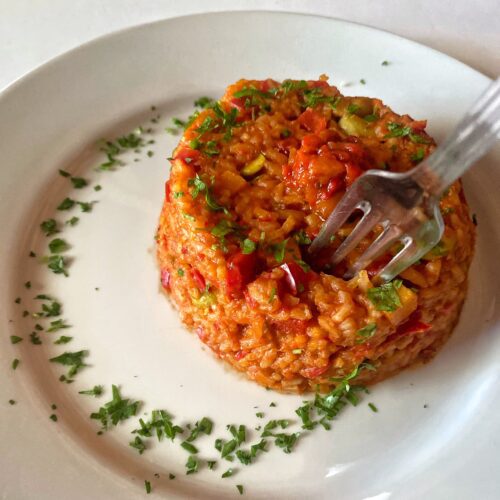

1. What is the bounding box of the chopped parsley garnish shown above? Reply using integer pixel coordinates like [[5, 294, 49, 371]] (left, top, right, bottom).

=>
[[360, 79, 366, 85], [280, 128, 292, 138], [367, 280, 403, 312], [269, 402, 276, 407], [221, 468, 234, 478], [66, 216, 79, 226], [410, 148, 425, 163], [10, 335, 22, 344], [71, 177, 88, 189], [50, 350, 88, 378], [177, 268, 185, 277], [382, 60, 389, 66], [57, 198, 76, 210], [185, 455, 198, 475], [194, 96, 216, 109], [12, 359, 20, 370], [45, 255, 69, 277], [48, 238, 69, 254], [281, 80, 308, 94], [90, 385, 141, 430], [78, 201, 94, 213], [268, 287, 277, 303], [9, 400, 16, 405], [50, 414, 58, 422], [472, 213, 478, 226], [182, 212, 196, 222], [294, 230, 311, 245], [59, 169, 71, 177], [255, 412, 264, 418], [364, 113, 379, 122], [273, 432, 300, 453], [181, 441, 199, 454], [94, 185, 102, 191], [169, 473, 176, 479], [24, 281, 31, 289], [29, 251, 36, 257], [356, 323, 377, 343], [129, 436, 146, 454], [40, 218, 59, 236], [144, 480, 151, 494], [30, 332, 42, 345], [47, 319, 71, 332], [14, 297, 21, 304], [188, 175, 229, 214], [212, 103, 239, 141], [33, 296, 62, 317], [295, 402, 316, 430], [271, 239, 288, 263], [207, 461, 217, 470], [241, 238, 256, 254], [173, 191, 184, 199], [132, 409, 183, 441], [54, 336, 72, 344], [79, 385, 103, 397], [385, 122, 431, 144], [368, 402, 378, 412], [236, 485, 244, 495], [347, 104, 360, 115], [185, 417, 213, 442], [261, 419, 289, 437]]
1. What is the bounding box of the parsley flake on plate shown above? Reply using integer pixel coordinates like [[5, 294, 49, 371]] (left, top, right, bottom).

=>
[[78, 385, 103, 397], [90, 384, 141, 430], [50, 350, 88, 378]]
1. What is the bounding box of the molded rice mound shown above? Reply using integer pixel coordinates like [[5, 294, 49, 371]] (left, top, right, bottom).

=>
[[156, 76, 475, 393]]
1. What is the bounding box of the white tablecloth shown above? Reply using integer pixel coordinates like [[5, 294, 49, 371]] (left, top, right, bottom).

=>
[[0, 0, 498, 91]]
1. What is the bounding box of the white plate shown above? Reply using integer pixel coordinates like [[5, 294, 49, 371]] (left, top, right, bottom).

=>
[[1, 12, 499, 500]]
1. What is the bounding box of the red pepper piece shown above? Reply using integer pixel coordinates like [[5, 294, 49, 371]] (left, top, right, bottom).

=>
[[165, 180, 172, 202], [226, 251, 257, 295], [297, 109, 327, 134], [279, 261, 310, 295], [174, 147, 201, 165], [345, 162, 363, 187], [302, 364, 330, 379], [160, 269, 171, 290], [307, 80, 329, 89], [396, 317, 431, 337], [191, 269, 206, 291], [234, 350, 249, 361]]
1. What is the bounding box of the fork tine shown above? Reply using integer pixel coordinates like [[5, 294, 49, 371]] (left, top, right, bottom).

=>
[[309, 188, 367, 254], [344, 224, 402, 279], [329, 208, 382, 265], [376, 237, 419, 282]]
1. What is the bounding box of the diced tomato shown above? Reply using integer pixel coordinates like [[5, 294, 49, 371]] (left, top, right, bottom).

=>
[[297, 109, 327, 134], [174, 147, 201, 165], [345, 162, 363, 187], [234, 350, 249, 361], [396, 316, 431, 337], [160, 269, 171, 290], [165, 180, 172, 202], [301, 134, 323, 152], [366, 255, 392, 279], [272, 318, 308, 336], [279, 261, 310, 295], [229, 97, 245, 112], [326, 176, 344, 196], [196, 326, 207, 342], [412, 120, 427, 130], [226, 251, 257, 296], [307, 80, 329, 89], [191, 269, 206, 291], [259, 79, 275, 92], [302, 364, 330, 379], [243, 289, 258, 309]]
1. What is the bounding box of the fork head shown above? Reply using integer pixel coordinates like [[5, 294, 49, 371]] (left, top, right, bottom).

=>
[[309, 169, 444, 282]]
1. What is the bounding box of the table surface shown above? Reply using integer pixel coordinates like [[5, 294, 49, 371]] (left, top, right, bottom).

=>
[[0, 0, 499, 92]]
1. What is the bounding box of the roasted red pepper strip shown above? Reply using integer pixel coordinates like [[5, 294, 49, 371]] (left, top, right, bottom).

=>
[[396, 317, 432, 337], [226, 251, 257, 295], [191, 269, 206, 291], [302, 364, 329, 379], [280, 262, 310, 295]]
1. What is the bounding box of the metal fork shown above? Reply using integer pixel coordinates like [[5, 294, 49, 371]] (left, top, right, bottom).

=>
[[309, 77, 500, 282]]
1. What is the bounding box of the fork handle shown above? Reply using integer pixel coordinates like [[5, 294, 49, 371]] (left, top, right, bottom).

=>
[[411, 77, 500, 197]]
